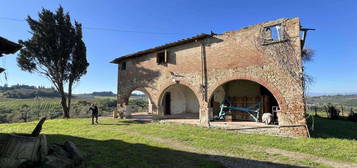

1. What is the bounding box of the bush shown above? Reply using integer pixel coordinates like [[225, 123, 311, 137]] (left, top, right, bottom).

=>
[[326, 103, 340, 119], [128, 98, 148, 112], [347, 108, 357, 122], [77, 100, 91, 106]]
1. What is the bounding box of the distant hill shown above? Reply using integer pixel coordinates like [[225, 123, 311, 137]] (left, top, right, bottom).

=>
[[0, 84, 117, 99], [92, 91, 116, 97], [307, 92, 357, 97], [0, 84, 59, 98], [75, 91, 116, 98], [307, 94, 357, 107]]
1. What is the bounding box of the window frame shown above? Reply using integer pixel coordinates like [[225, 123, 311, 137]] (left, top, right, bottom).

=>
[[120, 61, 126, 71], [156, 50, 168, 65]]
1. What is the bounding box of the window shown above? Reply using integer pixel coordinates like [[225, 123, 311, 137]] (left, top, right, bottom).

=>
[[262, 24, 284, 44], [156, 50, 168, 65], [121, 62, 126, 71]]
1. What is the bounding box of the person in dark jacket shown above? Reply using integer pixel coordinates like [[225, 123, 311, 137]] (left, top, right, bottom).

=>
[[88, 104, 99, 124]]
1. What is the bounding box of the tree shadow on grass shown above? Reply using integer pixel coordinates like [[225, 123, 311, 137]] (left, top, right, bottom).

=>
[[120, 120, 151, 124], [310, 117, 357, 140], [95, 123, 131, 126], [43, 134, 308, 168]]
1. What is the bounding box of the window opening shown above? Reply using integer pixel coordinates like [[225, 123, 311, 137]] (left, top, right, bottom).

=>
[[121, 62, 126, 71]]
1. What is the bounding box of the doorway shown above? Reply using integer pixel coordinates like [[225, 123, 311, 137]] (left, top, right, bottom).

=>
[[164, 92, 171, 115]]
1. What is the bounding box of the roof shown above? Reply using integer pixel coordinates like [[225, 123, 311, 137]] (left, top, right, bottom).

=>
[[110, 33, 211, 64], [0, 36, 22, 56]]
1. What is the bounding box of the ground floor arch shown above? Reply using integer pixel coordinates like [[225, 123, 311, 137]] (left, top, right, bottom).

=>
[[209, 79, 280, 124], [127, 90, 153, 114], [115, 87, 156, 119], [158, 84, 200, 119]]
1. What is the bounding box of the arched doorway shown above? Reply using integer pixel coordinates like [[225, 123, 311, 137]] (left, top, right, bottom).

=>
[[159, 84, 200, 119], [127, 89, 153, 115], [209, 80, 280, 124]]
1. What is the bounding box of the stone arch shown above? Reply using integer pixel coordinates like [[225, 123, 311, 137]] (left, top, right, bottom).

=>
[[208, 74, 287, 115], [157, 80, 203, 106], [157, 81, 201, 118], [123, 87, 153, 105], [119, 86, 156, 114]]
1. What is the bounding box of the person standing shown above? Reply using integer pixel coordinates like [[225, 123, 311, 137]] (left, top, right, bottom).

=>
[[89, 104, 99, 124]]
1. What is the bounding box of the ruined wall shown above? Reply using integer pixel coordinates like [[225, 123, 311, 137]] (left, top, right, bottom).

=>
[[115, 18, 307, 137]]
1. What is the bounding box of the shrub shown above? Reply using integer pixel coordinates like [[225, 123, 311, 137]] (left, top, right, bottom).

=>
[[347, 108, 357, 122], [128, 98, 148, 112], [326, 103, 340, 119]]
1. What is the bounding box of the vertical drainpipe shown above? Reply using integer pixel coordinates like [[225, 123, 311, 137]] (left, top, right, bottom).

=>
[[117, 63, 121, 103], [117, 63, 121, 110], [199, 39, 209, 125], [200, 41, 208, 102]]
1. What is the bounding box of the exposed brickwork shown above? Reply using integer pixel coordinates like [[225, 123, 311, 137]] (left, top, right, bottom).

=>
[[113, 18, 308, 137]]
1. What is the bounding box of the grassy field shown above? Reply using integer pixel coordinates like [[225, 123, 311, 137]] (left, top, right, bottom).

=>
[[310, 116, 357, 139], [0, 118, 356, 168]]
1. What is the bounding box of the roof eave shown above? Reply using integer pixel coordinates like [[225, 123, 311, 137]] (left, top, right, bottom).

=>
[[110, 33, 211, 64], [0, 37, 22, 56]]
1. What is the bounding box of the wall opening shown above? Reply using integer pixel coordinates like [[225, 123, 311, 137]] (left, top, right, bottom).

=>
[[159, 84, 199, 119], [262, 24, 285, 45], [156, 50, 168, 65], [120, 61, 126, 71], [127, 90, 152, 115], [209, 80, 279, 124]]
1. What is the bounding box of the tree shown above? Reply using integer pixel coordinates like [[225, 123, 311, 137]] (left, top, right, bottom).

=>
[[301, 48, 314, 91], [301, 48, 314, 112], [20, 104, 30, 122], [17, 6, 89, 118]]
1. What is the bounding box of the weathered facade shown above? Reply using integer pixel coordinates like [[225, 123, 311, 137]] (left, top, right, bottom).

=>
[[111, 18, 309, 137]]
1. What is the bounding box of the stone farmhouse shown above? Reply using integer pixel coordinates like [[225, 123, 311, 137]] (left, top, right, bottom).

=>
[[111, 18, 312, 137]]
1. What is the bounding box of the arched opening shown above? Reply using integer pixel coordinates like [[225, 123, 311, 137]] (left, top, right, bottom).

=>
[[159, 84, 200, 119], [209, 80, 280, 124], [127, 89, 153, 116]]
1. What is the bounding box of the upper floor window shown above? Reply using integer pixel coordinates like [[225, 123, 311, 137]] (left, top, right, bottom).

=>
[[262, 24, 285, 44], [121, 62, 126, 71], [156, 50, 168, 65]]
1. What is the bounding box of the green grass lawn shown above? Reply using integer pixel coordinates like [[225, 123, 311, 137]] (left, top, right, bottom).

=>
[[310, 116, 357, 139], [0, 118, 356, 168]]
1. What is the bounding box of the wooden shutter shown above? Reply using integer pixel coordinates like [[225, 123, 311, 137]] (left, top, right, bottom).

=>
[[164, 50, 168, 63]]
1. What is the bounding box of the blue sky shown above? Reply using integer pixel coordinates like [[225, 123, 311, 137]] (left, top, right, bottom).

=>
[[0, 0, 356, 94]]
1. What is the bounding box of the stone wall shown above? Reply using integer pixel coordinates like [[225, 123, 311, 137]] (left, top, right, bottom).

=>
[[114, 18, 307, 137]]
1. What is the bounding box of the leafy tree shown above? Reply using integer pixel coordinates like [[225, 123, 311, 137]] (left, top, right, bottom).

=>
[[301, 48, 314, 111], [302, 48, 314, 91], [17, 6, 89, 118], [20, 104, 30, 122], [326, 103, 340, 119], [347, 108, 357, 122]]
